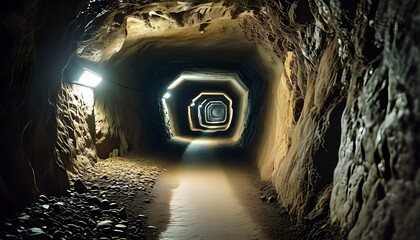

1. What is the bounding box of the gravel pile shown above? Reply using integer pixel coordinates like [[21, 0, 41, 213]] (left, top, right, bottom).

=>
[[0, 155, 161, 240]]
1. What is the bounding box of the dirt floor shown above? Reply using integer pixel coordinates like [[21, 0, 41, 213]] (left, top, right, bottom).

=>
[[0, 140, 347, 239]]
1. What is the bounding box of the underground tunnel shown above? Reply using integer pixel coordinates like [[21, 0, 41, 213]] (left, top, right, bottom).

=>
[[1, 0, 420, 239]]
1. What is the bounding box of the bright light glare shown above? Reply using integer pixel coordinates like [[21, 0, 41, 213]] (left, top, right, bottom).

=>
[[76, 69, 102, 88], [163, 92, 171, 99]]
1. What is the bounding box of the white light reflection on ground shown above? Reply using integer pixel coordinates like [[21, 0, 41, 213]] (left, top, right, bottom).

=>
[[158, 141, 263, 240]]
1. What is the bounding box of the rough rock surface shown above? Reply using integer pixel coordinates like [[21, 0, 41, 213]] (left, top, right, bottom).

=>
[[242, 0, 346, 221], [241, 0, 420, 238], [56, 83, 97, 172], [329, 0, 420, 239]]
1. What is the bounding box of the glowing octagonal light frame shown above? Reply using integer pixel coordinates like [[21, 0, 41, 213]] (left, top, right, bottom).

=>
[[188, 92, 233, 132], [166, 71, 249, 142], [198, 98, 229, 124]]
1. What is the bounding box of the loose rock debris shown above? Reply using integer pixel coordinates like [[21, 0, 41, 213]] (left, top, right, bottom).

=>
[[0, 155, 161, 240]]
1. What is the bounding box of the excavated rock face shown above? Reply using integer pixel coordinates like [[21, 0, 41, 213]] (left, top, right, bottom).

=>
[[0, 0, 87, 214], [1, 0, 420, 238], [241, 0, 420, 237], [329, 1, 420, 239], [56, 83, 97, 173]]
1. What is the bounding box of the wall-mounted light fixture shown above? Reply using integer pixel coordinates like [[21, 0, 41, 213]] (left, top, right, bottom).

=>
[[163, 92, 171, 99], [63, 57, 103, 88], [74, 69, 103, 88]]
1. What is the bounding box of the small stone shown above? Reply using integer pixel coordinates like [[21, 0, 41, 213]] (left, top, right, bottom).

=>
[[29, 227, 45, 234], [267, 196, 276, 203], [4, 234, 19, 240], [115, 224, 127, 230], [100, 227, 112, 234], [77, 220, 87, 227], [260, 196, 267, 201], [147, 225, 157, 229], [18, 214, 30, 220], [41, 204, 50, 210], [138, 214, 147, 218], [66, 223, 82, 231], [109, 202, 118, 209], [53, 230, 65, 238], [101, 175, 109, 180], [74, 179, 88, 193], [97, 220, 113, 227], [87, 196, 101, 206], [90, 208, 101, 218], [101, 199, 110, 209], [51, 204, 61, 213], [112, 229, 125, 236], [28, 232, 52, 240], [144, 198, 150, 203], [38, 195, 49, 203]]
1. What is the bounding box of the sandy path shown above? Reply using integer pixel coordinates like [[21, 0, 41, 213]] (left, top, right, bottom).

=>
[[145, 141, 293, 240], [155, 167, 263, 240]]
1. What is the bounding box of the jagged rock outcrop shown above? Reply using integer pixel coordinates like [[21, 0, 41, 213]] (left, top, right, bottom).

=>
[[329, 0, 420, 239], [244, 0, 420, 238], [56, 83, 97, 173]]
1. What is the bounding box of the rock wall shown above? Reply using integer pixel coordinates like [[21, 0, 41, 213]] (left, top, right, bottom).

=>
[[244, 0, 420, 237], [0, 0, 87, 213], [330, 0, 420, 238], [243, 0, 346, 220], [56, 83, 97, 174], [94, 81, 143, 158]]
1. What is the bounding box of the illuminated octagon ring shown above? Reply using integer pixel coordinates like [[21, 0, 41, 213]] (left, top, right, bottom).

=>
[[188, 92, 233, 132], [204, 101, 227, 124], [198, 98, 229, 125], [165, 71, 249, 141], [198, 98, 231, 129]]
